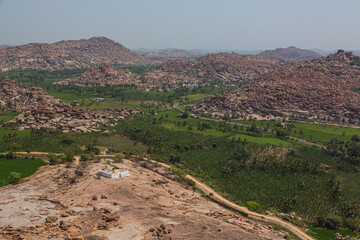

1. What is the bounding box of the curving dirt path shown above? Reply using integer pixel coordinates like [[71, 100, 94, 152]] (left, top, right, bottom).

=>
[[146, 158, 315, 240]]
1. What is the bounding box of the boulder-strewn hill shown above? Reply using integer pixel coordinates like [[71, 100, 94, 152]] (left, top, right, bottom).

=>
[[195, 51, 360, 124], [135, 48, 207, 61], [140, 53, 290, 88], [57, 63, 137, 87], [56, 53, 289, 91], [0, 37, 152, 71], [259, 46, 322, 62], [0, 79, 60, 113]]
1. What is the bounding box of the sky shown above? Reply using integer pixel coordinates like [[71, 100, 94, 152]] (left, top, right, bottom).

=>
[[0, 0, 359, 50]]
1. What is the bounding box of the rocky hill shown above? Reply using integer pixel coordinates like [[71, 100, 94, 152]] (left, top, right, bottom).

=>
[[57, 63, 138, 87], [194, 51, 360, 124], [0, 79, 60, 113], [259, 46, 322, 62], [0, 37, 152, 71], [135, 48, 207, 61], [6, 104, 138, 132], [140, 53, 290, 89]]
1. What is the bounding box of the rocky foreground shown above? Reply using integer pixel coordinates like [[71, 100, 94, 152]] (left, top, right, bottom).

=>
[[194, 51, 360, 124], [0, 157, 287, 240], [0, 37, 152, 71]]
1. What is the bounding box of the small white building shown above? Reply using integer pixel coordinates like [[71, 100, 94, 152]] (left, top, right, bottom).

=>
[[98, 169, 130, 179]]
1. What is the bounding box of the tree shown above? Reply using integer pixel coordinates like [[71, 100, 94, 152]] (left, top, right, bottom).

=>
[[114, 153, 125, 162], [8, 172, 21, 183], [80, 154, 90, 162]]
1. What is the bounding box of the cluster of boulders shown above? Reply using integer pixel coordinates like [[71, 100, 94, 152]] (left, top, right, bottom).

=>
[[0, 37, 152, 71], [0, 79, 60, 114], [56, 63, 139, 87], [5, 103, 138, 132], [194, 51, 360, 124], [148, 224, 173, 240]]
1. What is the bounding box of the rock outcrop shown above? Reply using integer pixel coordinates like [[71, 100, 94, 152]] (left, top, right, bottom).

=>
[[0, 79, 60, 114], [259, 46, 322, 62], [6, 103, 138, 132], [57, 63, 138, 87], [0, 37, 152, 71], [195, 51, 360, 124]]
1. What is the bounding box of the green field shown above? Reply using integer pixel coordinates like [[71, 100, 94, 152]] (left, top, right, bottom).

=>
[[235, 119, 360, 145], [0, 112, 31, 141], [307, 223, 358, 240], [0, 158, 47, 186], [162, 122, 292, 146]]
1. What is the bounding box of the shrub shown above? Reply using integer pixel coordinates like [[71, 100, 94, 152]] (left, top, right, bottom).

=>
[[246, 201, 261, 212], [113, 153, 125, 163], [6, 151, 16, 159], [345, 217, 360, 231], [8, 172, 21, 183], [48, 153, 58, 165], [318, 213, 342, 229], [80, 154, 90, 162]]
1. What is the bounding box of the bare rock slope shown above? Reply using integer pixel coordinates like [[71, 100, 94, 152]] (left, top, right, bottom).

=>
[[0, 157, 287, 240], [259, 46, 322, 62], [0, 37, 152, 71], [195, 51, 360, 124]]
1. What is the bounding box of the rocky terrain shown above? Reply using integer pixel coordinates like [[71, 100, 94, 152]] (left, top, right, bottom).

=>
[[0, 157, 287, 240], [0, 79, 138, 132], [194, 51, 360, 124], [0, 37, 152, 71], [57, 63, 139, 87], [56, 53, 289, 91], [259, 46, 322, 62], [140, 53, 290, 89], [135, 48, 207, 61], [5, 104, 138, 132], [0, 79, 60, 114]]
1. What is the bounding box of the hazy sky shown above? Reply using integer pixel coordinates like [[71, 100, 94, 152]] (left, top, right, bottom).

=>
[[0, 0, 359, 50]]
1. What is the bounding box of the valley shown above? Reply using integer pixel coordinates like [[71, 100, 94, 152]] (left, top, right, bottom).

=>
[[1, 37, 360, 240]]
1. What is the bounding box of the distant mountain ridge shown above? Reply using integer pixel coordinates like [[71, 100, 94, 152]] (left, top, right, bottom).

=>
[[0, 37, 152, 71], [135, 48, 207, 61], [0, 45, 11, 49], [259, 46, 322, 61]]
